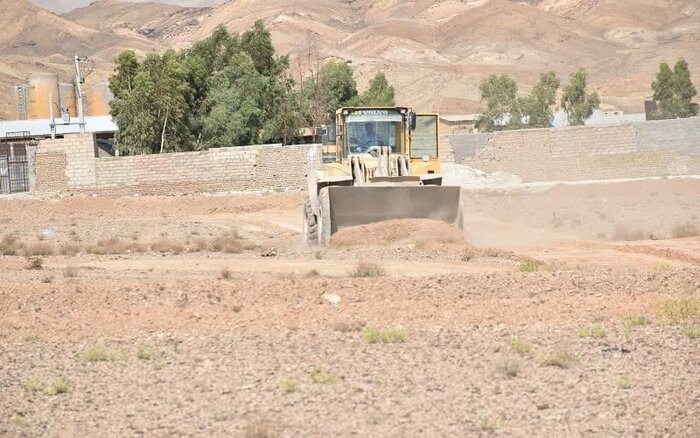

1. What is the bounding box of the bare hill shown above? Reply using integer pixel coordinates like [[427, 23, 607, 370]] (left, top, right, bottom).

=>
[[3, 0, 699, 119]]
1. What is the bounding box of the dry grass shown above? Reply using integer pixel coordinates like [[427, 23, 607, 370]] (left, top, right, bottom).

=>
[[23, 242, 54, 256], [496, 357, 521, 378], [210, 235, 243, 254], [478, 416, 503, 432], [87, 238, 145, 255], [150, 239, 184, 254], [26, 258, 43, 270], [518, 258, 544, 272], [79, 345, 127, 362], [333, 320, 366, 333], [578, 325, 607, 338], [541, 352, 578, 369], [684, 326, 700, 339], [309, 368, 336, 384], [136, 345, 153, 360], [282, 380, 298, 394], [364, 326, 407, 344], [43, 378, 70, 396], [59, 243, 82, 256], [350, 260, 386, 278], [0, 234, 24, 255], [622, 315, 650, 337], [63, 266, 79, 278], [41, 275, 54, 284], [657, 296, 700, 324], [508, 337, 532, 356], [612, 225, 646, 241], [220, 268, 232, 280]]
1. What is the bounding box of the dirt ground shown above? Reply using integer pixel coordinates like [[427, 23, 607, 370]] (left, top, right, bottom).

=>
[[1, 179, 699, 437]]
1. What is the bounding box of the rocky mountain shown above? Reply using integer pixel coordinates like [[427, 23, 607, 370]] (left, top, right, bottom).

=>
[[3, 0, 698, 119]]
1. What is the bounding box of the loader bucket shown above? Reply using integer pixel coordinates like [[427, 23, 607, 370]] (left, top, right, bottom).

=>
[[325, 185, 463, 235]]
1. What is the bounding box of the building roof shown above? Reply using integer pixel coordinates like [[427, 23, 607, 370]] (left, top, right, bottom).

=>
[[0, 116, 118, 139]]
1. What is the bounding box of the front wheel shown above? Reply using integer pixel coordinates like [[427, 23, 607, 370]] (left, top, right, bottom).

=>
[[317, 187, 332, 247], [303, 195, 318, 245]]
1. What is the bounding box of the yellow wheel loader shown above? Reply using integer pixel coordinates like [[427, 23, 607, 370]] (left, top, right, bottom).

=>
[[303, 106, 463, 246]]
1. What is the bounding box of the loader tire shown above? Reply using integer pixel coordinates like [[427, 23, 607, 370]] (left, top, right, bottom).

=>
[[318, 187, 332, 247], [303, 195, 318, 245]]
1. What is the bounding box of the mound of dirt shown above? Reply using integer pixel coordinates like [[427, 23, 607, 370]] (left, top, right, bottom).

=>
[[330, 219, 465, 247]]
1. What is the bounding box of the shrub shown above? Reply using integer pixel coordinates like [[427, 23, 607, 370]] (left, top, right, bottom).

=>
[[622, 315, 650, 337], [63, 266, 79, 278], [26, 258, 43, 270], [496, 357, 521, 377], [43, 378, 70, 396], [210, 235, 243, 254], [79, 345, 126, 362], [518, 258, 544, 272], [364, 326, 407, 344], [350, 260, 386, 278], [309, 368, 336, 384], [59, 243, 82, 256], [137, 345, 153, 360], [508, 337, 532, 355], [0, 234, 24, 255], [282, 380, 298, 394], [658, 296, 700, 324], [220, 268, 232, 280], [684, 326, 700, 339], [578, 325, 607, 338], [333, 320, 366, 333], [541, 352, 578, 369], [23, 242, 54, 256], [151, 239, 184, 254]]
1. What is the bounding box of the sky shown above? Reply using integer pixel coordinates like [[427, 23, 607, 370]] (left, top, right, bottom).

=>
[[30, 0, 224, 14]]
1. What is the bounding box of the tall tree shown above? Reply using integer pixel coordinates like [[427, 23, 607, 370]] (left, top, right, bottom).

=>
[[561, 68, 600, 126], [109, 50, 140, 98], [477, 74, 521, 131], [652, 58, 698, 119], [352, 72, 395, 106], [301, 60, 358, 126], [521, 71, 560, 128]]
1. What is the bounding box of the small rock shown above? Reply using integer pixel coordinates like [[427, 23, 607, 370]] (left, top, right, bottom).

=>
[[261, 248, 277, 257], [322, 293, 341, 305], [40, 228, 56, 240], [537, 403, 550, 410]]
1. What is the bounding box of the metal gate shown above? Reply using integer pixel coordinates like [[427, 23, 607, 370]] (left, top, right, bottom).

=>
[[0, 155, 30, 194]]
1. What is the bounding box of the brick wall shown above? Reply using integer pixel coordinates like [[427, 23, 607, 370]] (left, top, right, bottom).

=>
[[448, 117, 700, 182], [34, 135, 321, 195]]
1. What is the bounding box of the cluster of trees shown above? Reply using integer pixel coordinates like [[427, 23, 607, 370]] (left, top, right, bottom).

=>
[[651, 58, 698, 120], [477, 68, 599, 131], [109, 22, 395, 155], [478, 58, 697, 132]]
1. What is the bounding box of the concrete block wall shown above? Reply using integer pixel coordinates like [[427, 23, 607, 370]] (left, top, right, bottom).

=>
[[33, 136, 320, 195], [451, 117, 700, 182], [35, 134, 96, 192]]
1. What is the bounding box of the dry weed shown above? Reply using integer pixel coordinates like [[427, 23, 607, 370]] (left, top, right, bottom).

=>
[[364, 326, 407, 343], [23, 242, 54, 256], [151, 239, 184, 254], [541, 352, 578, 369], [59, 243, 82, 256], [63, 266, 79, 278], [26, 258, 43, 270], [508, 337, 532, 356], [210, 235, 243, 254], [0, 235, 24, 255], [658, 296, 700, 324], [350, 260, 386, 278]]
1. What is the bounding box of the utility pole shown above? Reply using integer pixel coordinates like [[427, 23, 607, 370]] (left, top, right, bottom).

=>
[[74, 55, 87, 133]]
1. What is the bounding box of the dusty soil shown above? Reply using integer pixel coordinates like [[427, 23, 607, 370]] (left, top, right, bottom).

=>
[[1, 179, 699, 436]]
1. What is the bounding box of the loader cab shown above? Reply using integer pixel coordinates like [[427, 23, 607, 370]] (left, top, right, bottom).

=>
[[335, 107, 410, 159]]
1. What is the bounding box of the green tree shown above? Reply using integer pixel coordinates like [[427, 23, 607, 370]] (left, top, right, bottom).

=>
[[109, 50, 140, 98], [111, 51, 192, 154], [352, 72, 395, 106], [561, 68, 600, 126], [521, 71, 560, 128], [652, 58, 698, 119], [302, 60, 358, 126], [477, 74, 522, 131]]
